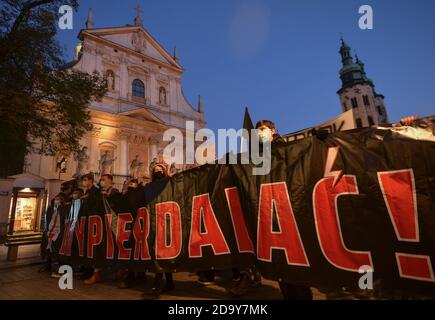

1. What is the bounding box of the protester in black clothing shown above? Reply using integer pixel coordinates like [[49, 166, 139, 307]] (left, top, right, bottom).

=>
[[227, 120, 310, 299], [258, 119, 313, 299], [128, 178, 139, 189], [255, 119, 286, 144], [80, 173, 101, 214], [117, 178, 148, 289], [100, 174, 121, 209], [80, 173, 105, 285], [142, 164, 175, 298], [40, 194, 66, 276]]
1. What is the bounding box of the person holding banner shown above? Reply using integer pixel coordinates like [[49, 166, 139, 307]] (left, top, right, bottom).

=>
[[40, 194, 66, 277], [100, 174, 121, 205], [143, 163, 175, 298], [81, 173, 105, 285], [229, 119, 313, 299]]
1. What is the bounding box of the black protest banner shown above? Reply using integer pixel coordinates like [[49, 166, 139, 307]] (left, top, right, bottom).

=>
[[59, 118, 435, 297]]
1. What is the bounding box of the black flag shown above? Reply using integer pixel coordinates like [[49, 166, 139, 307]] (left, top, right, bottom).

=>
[[242, 107, 254, 152]]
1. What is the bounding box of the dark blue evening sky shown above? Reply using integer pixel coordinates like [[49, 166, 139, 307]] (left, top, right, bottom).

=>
[[56, 0, 435, 135]]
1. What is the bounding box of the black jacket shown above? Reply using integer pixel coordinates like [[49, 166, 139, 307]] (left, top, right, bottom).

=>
[[81, 185, 104, 216]]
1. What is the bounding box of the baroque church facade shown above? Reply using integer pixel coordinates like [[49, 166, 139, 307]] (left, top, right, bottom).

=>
[[29, 10, 205, 185], [0, 10, 205, 242]]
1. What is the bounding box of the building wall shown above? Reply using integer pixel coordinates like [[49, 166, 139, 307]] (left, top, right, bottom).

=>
[[339, 84, 385, 127]]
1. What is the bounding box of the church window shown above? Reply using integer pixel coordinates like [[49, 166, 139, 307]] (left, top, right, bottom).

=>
[[132, 79, 145, 98], [356, 118, 363, 128], [351, 97, 358, 108], [377, 106, 383, 115], [368, 116, 374, 126], [363, 95, 370, 106]]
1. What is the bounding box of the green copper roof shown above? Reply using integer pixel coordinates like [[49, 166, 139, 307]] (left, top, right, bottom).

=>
[[338, 38, 373, 91]]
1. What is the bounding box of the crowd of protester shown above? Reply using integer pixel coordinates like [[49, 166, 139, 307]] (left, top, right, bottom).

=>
[[39, 161, 270, 299], [39, 116, 419, 300]]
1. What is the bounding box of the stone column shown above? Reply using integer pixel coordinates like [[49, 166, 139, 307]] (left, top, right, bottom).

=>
[[90, 127, 101, 173], [116, 130, 130, 177]]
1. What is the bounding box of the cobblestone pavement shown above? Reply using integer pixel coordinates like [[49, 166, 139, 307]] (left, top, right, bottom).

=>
[[0, 264, 327, 300]]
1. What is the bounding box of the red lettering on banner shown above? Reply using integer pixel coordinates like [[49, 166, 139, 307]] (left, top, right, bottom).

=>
[[117, 213, 133, 260], [104, 214, 115, 259], [189, 194, 230, 257], [378, 169, 435, 282], [257, 182, 309, 266], [156, 202, 182, 259], [133, 208, 150, 260], [59, 220, 72, 256], [87, 215, 103, 259], [225, 187, 254, 253], [74, 216, 86, 257], [313, 147, 373, 272]]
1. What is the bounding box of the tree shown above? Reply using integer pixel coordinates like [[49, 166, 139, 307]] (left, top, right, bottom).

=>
[[0, 0, 107, 177]]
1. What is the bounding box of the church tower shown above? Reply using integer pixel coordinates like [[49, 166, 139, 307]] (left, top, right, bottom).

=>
[[337, 37, 388, 127]]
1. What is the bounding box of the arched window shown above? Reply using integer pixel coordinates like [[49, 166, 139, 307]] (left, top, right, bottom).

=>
[[159, 86, 167, 105], [132, 79, 145, 98], [367, 116, 374, 126], [356, 118, 363, 128]]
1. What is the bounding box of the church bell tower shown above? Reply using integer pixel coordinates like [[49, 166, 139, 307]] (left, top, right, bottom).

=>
[[337, 37, 388, 127]]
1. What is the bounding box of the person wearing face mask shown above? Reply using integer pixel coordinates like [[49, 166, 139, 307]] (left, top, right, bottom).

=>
[[64, 188, 90, 279], [128, 179, 139, 190], [141, 164, 174, 299], [80, 173, 106, 285], [256, 120, 286, 145], [227, 119, 312, 299], [40, 194, 66, 275]]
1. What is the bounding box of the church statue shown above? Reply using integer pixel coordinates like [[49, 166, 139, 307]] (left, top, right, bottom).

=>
[[131, 31, 145, 52], [159, 87, 166, 105], [99, 150, 117, 175], [107, 71, 114, 90], [129, 155, 143, 178], [74, 146, 89, 178], [56, 155, 68, 174]]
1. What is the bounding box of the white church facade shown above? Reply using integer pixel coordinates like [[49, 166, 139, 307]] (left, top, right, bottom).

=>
[[0, 10, 205, 244], [37, 10, 206, 184]]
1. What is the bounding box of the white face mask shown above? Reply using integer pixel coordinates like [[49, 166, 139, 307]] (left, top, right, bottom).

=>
[[258, 128, 273, 143]]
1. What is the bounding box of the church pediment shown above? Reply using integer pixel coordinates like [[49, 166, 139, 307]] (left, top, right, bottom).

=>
[[120, 107, 166, 125], [127, 65, 150, 75], [81, 26, 181, 70]]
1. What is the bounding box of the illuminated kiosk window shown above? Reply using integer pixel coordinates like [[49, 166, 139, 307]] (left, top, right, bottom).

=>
[[13, 190, 37, 232]]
